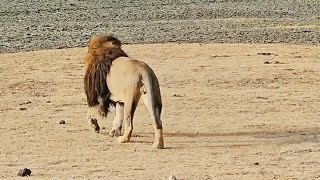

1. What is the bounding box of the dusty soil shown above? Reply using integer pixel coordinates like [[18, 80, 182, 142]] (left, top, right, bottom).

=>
[[0, 43, 320, 179], [1, 0, 319, 53]]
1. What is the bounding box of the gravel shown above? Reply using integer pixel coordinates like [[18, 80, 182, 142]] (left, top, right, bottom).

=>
[[0, 0, 319, 53]]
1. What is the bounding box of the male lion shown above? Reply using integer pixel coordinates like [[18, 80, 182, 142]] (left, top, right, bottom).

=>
[[84, 35, 164, 149]]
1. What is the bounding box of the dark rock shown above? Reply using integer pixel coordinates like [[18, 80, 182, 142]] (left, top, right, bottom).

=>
[[257, 52, 277, 56], [59, 120, 66, 124], [17, 168, 32, 177], [19, 101, 31, 105]]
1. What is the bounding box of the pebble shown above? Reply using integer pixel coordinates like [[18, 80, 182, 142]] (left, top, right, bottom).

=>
[[168, 175, 178, 180], [17, 168, 32, 177]]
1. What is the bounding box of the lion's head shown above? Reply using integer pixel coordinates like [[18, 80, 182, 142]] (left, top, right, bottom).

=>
[[84, 35, 128, 113], [84, 35, 126, 69]]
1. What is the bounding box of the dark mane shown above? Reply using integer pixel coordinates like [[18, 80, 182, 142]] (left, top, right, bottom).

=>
[[84, 35, 128, 115]]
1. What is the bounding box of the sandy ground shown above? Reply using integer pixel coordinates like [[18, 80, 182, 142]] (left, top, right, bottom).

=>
[[0, 43, 320, 179]]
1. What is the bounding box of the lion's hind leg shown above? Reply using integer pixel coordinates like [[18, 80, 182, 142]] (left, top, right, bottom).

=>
[[141, 92, 164, 149]]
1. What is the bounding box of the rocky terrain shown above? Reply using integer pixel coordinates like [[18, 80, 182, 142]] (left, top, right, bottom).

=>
[[1, 0, 319, 53]]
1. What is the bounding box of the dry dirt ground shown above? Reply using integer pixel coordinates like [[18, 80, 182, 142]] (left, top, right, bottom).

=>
[[0, 43, 320, 179]]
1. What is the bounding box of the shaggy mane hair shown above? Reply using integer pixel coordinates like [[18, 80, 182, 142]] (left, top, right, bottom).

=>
[[84, 35, 128, 115]]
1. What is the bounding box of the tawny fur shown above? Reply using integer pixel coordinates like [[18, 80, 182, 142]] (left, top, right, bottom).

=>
[[102, 57, 164, 148]]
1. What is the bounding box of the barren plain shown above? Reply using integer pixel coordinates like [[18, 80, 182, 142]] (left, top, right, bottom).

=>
[[1, 44, 320, 179]]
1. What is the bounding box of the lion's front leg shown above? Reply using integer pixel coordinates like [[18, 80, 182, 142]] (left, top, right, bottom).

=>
[[109, 102, 124, 137]]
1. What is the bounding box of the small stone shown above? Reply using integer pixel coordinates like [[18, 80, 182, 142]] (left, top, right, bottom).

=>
[[59, 120, 66, 124], [19, 107, 27, 111], [17, 168, 32, 177], [257, 52, 273, 56], [254, 162, 259, 165], [168, 175, 178, 180], [19, 101, 31, 105]]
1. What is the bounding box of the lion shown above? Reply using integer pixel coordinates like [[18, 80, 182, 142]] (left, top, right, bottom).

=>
[[84, 35, 164, 149]]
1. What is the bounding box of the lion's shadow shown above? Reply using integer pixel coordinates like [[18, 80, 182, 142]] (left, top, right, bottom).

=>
[[134, 127, 320, 149]]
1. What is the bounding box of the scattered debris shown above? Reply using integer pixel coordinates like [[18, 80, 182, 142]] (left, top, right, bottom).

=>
[[59, 120, 66, 124], [256, 96, 268, 100], [257, 52, 278, 56], [17, 168, 32, 177], [284, 68, 295, 71], [264, 61, 284, 64], [173, 94, 183, 97], [19, 101, 31, 105], [211, 55, 230, 58]]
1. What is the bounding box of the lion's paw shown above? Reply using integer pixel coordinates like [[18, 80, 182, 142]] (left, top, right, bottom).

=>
[[117, 136, 125, 143], [109, 128, 121, 137], [90, 118, 100, 133], [109, 129, 115, 137], [152, 142, 164, 149], [117, 136, 130, 143]]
